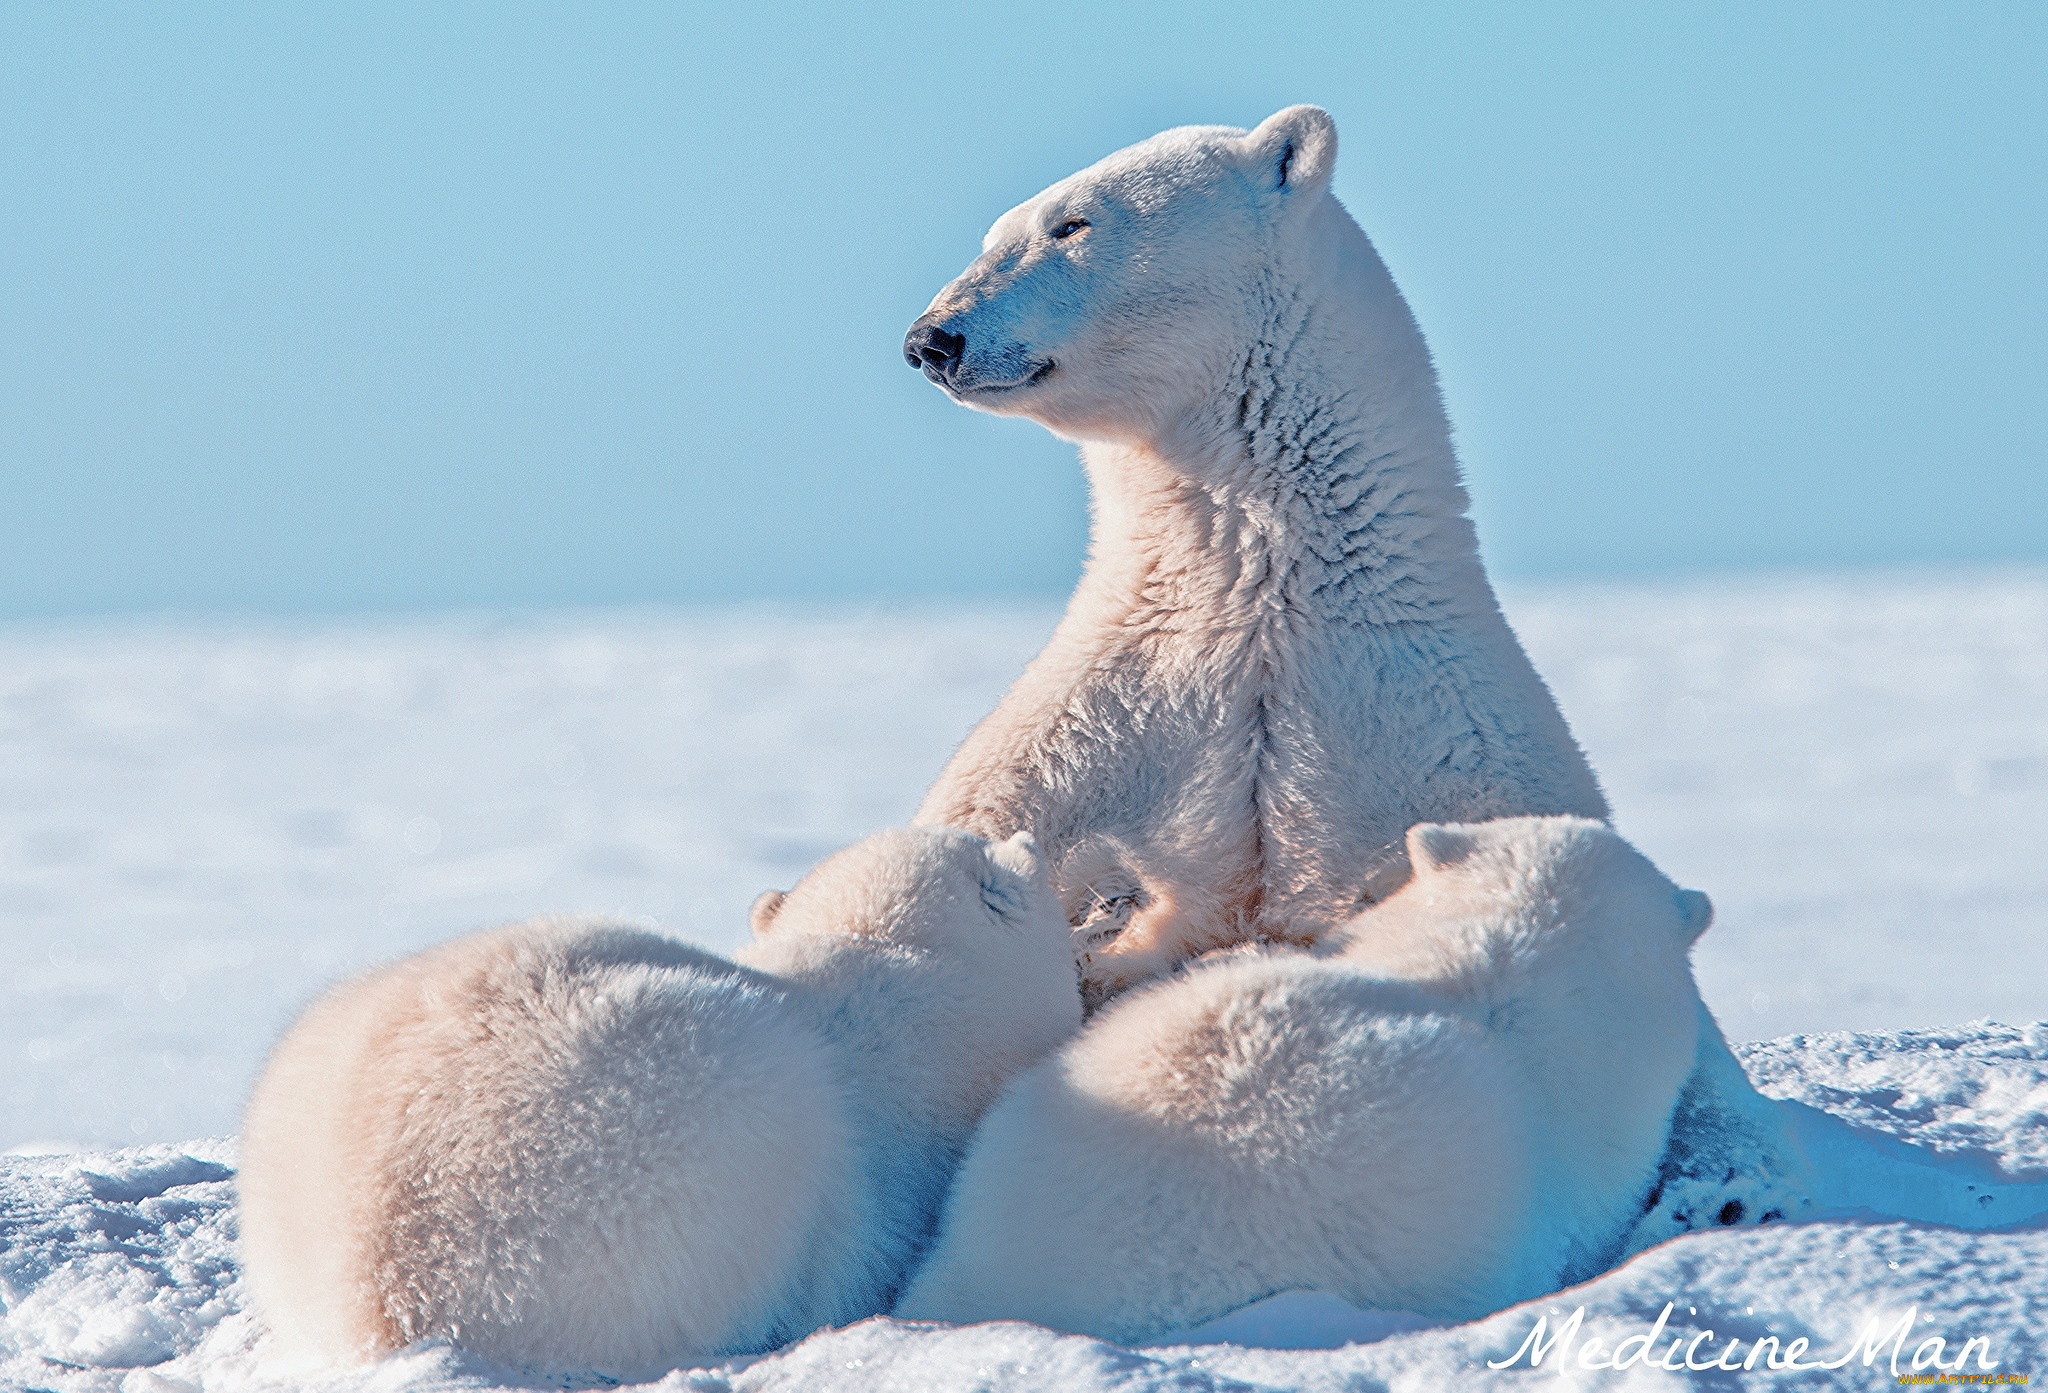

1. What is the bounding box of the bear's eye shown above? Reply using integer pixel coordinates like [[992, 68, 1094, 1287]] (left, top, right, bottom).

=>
[[1052, 219, 1089, 240]]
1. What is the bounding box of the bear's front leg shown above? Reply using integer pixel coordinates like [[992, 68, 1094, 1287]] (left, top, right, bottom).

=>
[[1620, 1003, 1816, 1259], [1074, 883, 1283, 1013], [1076, 887, 1186, 1013]]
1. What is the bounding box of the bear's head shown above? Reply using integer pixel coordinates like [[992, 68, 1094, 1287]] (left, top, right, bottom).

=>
[[904, 106, 1338, 445], [746, 825, 1077, 1019], [743, 824, 1082, 1130], [747, 825, 1059, 950], [1338, 815, 1710, 1077]]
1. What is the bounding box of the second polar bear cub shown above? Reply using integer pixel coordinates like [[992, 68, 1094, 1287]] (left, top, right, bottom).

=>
[[237, 826, 1078, 1378], [896, 816, 1709, 1343]]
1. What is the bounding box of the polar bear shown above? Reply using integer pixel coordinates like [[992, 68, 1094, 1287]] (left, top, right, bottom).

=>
[[902, 104, 1807, 1229], [237, 826, 1078, 1377], [904, 103, 1607, 1002], [895, 817, 1709, 1343]]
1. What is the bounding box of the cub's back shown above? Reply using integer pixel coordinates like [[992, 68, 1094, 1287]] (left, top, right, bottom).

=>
[[239, 921, 857, 1374]]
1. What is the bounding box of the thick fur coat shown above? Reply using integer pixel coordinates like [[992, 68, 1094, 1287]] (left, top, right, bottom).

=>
[[895, 817, 1709, 1342], [906, 105, 1606, 1003], [904, 105, 1810, 1228], [237, 827, 1078, 1377]]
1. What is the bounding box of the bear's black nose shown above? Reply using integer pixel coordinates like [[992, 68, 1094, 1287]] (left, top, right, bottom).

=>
[[904, 318, 966, 385]]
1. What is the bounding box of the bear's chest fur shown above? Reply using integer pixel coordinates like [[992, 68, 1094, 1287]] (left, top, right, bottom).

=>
[[919, 589, 1606, 1004]]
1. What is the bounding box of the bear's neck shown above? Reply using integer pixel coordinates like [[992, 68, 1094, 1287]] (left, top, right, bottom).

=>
[[1077, 200, 1497, 629]]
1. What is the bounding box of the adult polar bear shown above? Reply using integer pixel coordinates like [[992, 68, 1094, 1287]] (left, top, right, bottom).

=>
[[904, 106, 1806, 1241], [905, 105, 1603, 997]]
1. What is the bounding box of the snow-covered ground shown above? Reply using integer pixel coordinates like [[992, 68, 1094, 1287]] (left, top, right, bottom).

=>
[[4, 568, 2047, 1389], [5, 1025, 2046, 1391]]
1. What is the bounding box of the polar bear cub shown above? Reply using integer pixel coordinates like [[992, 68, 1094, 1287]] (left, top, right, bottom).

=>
[[238, 826, 1079, 1377], [895, 816, 1709, 1343]]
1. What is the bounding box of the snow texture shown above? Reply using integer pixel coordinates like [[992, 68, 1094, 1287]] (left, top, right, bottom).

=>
[[3, 569, 2048, 1387], [5, 1029, 2048, 1391]]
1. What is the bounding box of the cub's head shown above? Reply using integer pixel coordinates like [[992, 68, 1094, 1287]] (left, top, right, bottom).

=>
[[749, 825, 1066, 962], [746, 826, 1082, 1112], [1341, 816, 1712, 1030], [903, 105, 1338, 444]]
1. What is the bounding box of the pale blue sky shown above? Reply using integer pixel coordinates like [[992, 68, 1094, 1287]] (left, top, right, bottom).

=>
[[2, 3, 2042, 616]]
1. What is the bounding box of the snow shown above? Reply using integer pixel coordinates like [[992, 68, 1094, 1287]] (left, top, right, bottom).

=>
[[6, 1030, 2047, 1391], [3, 568, 2047, 1388]]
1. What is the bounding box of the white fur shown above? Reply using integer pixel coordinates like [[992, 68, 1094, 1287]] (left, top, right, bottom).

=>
[[238, 826, 1078, 1377], [895, 817, 1707, 1342], [907, 105, 1811, 1225], [907, 106, 1606, 1005]]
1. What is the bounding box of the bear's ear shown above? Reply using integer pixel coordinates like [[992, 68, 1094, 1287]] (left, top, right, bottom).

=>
[[981, 831, 1044, 922], [1406, 821, 1479, 874], [1675, 888, 1714, 945], [1244, 105, 1337, 206], [748, 889, 786, 937], [988, 830, 1043, 880]]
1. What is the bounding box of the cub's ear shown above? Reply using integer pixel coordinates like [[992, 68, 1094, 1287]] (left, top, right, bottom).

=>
[[1406, 821, 1479, 874], [1675, 889, 1714, 945], [981, 831, 1045, 921], [988, 830, 1043, 879], [1244, 105, 1337, 205], [748, 889, 786, 937]]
